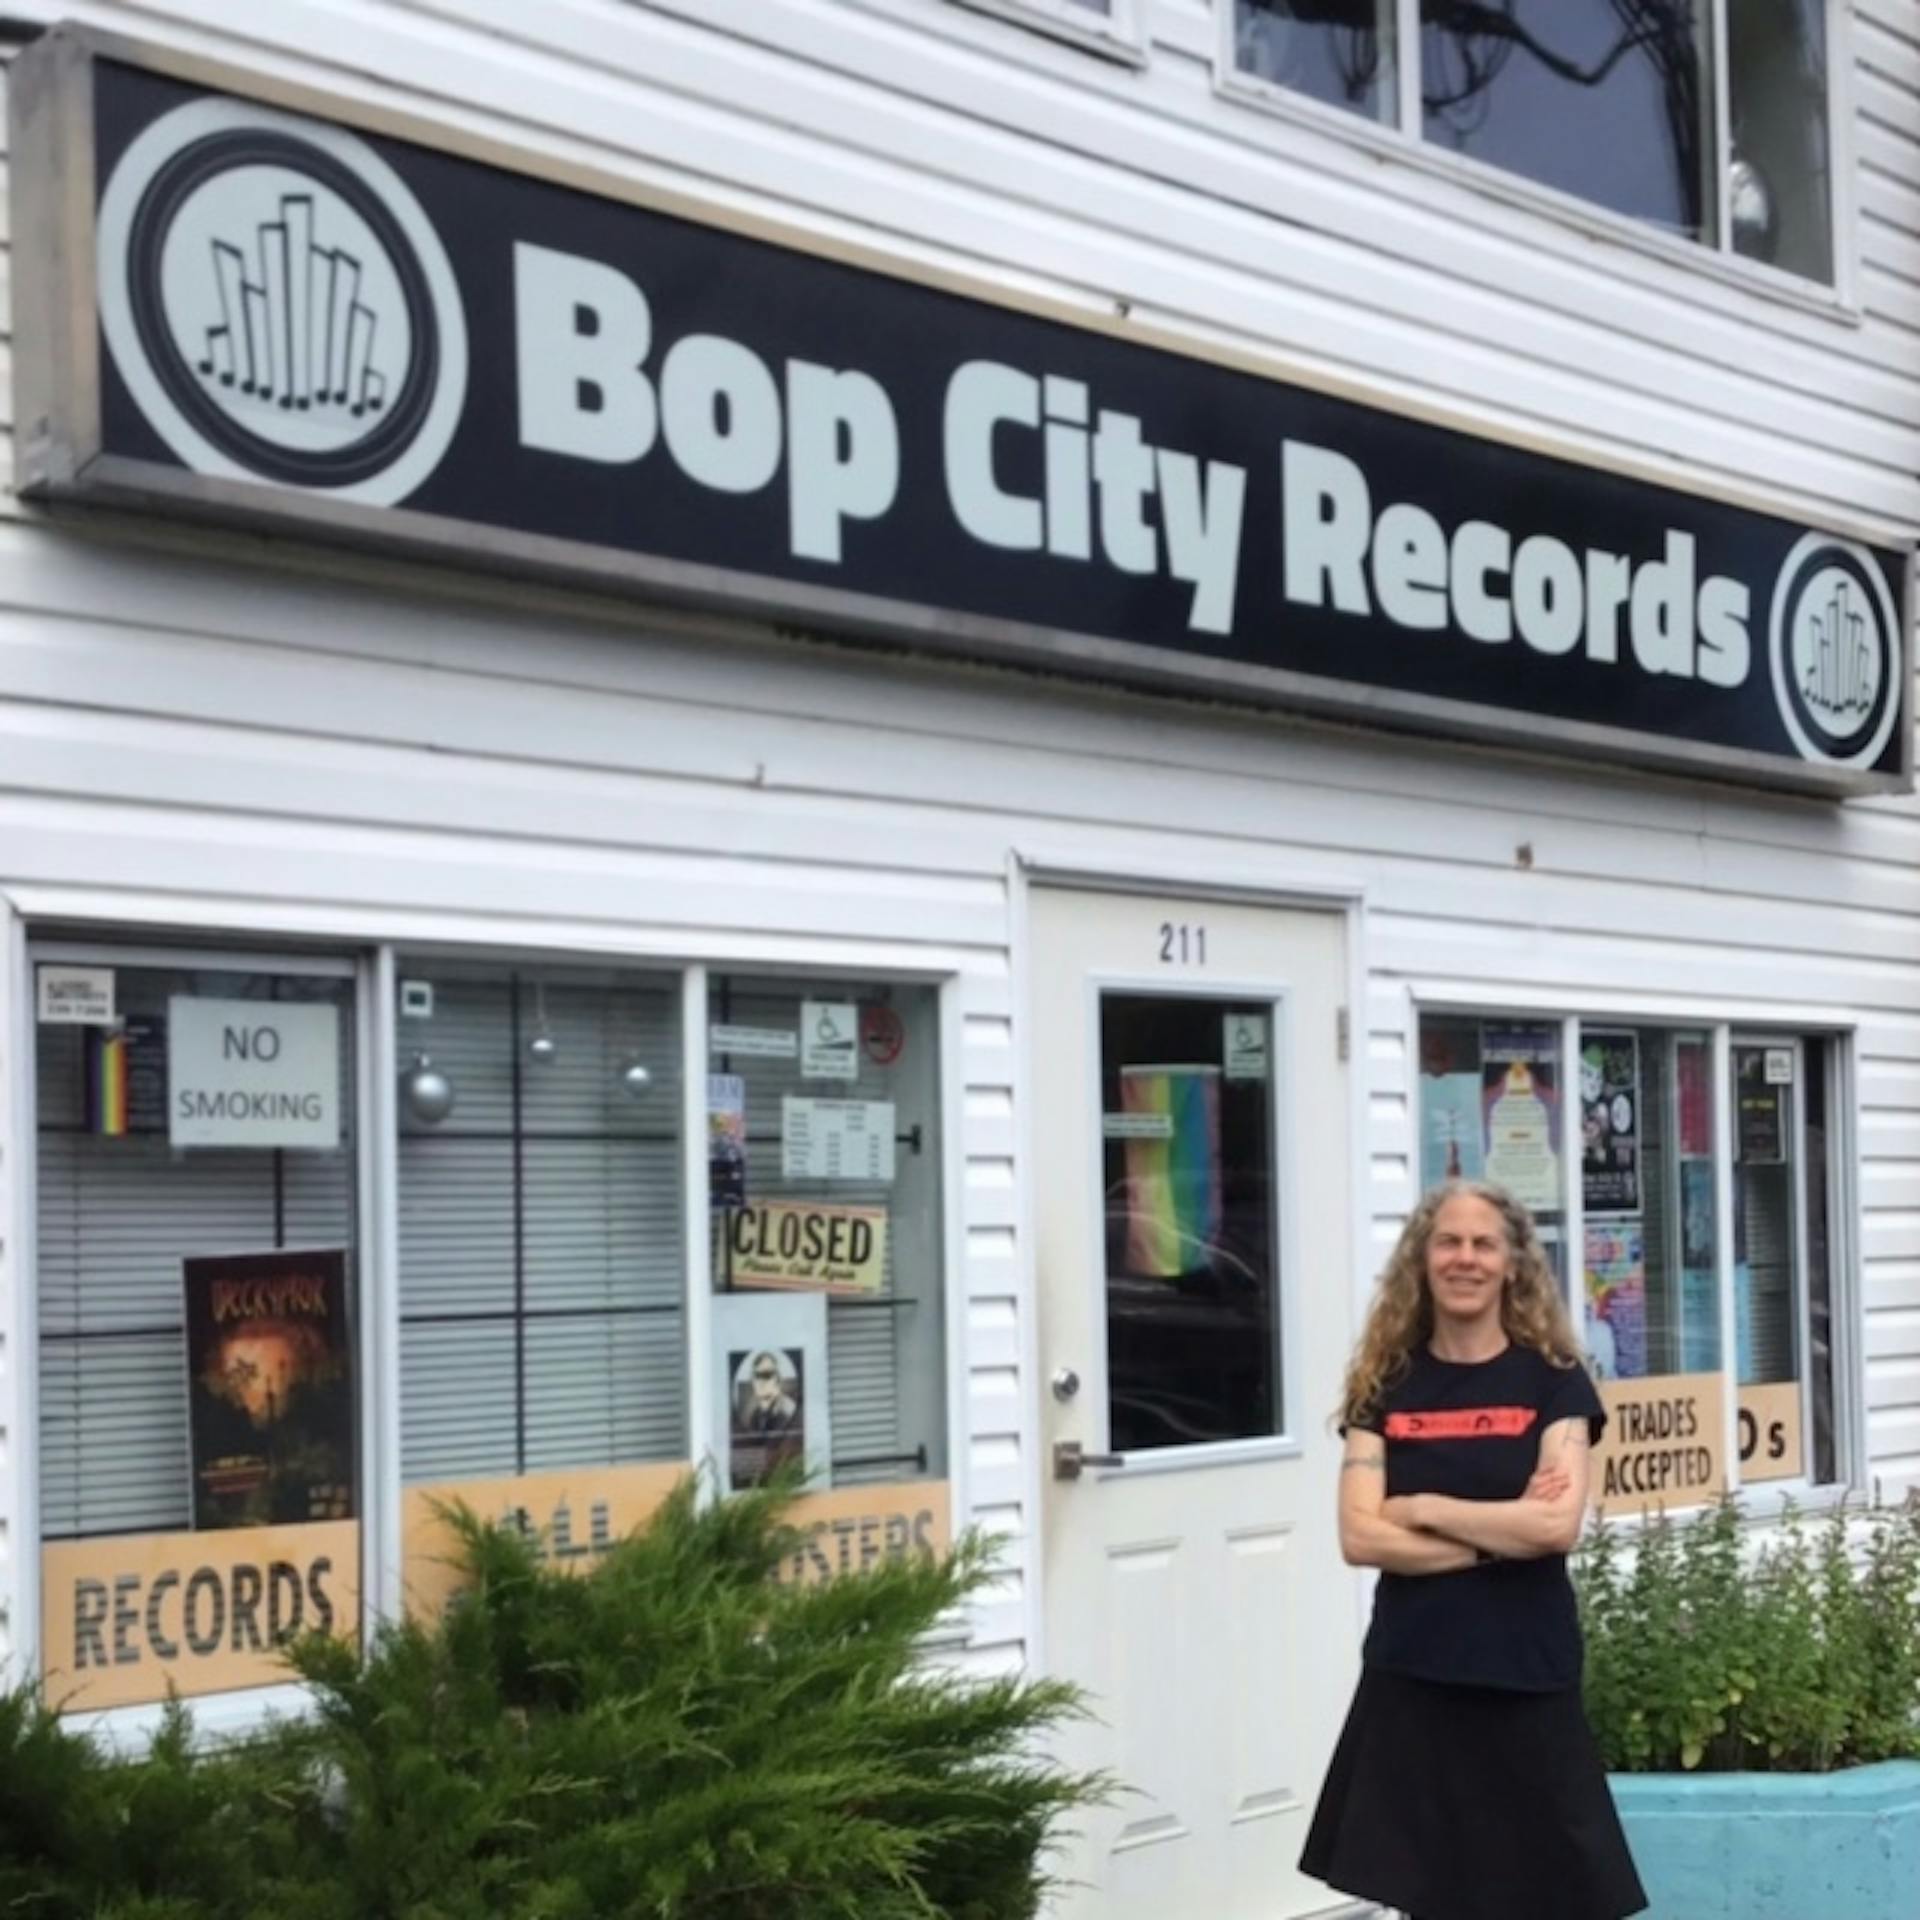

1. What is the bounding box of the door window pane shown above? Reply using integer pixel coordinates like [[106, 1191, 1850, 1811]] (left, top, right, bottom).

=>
[[1100, 995, 1281, 1450], [1421, 0, 1710, 241], [1234, 0, 1396, 122], [1727, 0, 1831, 282]]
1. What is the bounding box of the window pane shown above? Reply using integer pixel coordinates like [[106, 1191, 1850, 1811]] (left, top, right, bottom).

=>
[[1579, 1028, 1720, 1383], [709, 977, 945, 1490], [1100, 995, 1280, 1450], [1728, 0, 1832, 282], [1234, 0, 1396, 121], [36, 965, 359, 1538], [1419, 1015, 1568, 1283], [1733, 1040, 1828, 1484], [1421, 0, 1710, 241], [397, 963, 685, 1484]]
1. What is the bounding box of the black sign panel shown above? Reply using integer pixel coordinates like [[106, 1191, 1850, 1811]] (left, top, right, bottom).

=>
[[15, 34, 1912, 793]]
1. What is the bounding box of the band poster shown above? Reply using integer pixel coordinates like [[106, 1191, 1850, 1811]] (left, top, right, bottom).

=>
[[1480, 1026, 1561, 1214], [184, 1248, 356, 1530], [1581, 1029, 1642, 1216]]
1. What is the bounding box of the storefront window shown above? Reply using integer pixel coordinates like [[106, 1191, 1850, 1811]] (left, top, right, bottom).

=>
[[1099, 993, 1283, 1450], [396, 963, 686, 1483], [33, 953, 360, 1712], [1416, 1009, 1846, 1508], [708, 975, 946, 1493]]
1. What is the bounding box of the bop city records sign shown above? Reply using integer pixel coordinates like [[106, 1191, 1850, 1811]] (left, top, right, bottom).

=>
[[12, 30, 1911, 795]]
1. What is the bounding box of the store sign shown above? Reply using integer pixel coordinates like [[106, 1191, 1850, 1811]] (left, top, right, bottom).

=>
[[724, 1199, 890, 1294], [36, 964, 116, 1024], [401, 1461, 686, 1620], [13, 33, 1911, 794], [168, 996, 341, 1148], [1592, 1372, 1727, 1517], [770, 1482, 952, 1588], [40, 1519, 359, 1714]]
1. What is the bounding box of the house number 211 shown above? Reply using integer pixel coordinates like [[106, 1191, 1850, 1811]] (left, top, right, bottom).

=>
[[1158, 923, 1207, 964]]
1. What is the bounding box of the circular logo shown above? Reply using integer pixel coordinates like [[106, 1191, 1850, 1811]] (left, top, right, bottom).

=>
[[97, 99, 468, 505], [1768, 533, 1901, 771]]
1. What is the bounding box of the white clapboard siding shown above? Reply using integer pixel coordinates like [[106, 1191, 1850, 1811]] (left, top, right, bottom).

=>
[[0, 0, 1918, 1680]]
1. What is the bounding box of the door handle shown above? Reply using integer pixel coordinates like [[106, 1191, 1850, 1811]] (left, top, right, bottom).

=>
[[1053, 1439, 1125, 1481]]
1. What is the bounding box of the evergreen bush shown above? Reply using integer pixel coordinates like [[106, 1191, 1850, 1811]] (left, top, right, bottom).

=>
[[1574, 1492, 1920, 1773], [0, 1477, 1105, 1917]]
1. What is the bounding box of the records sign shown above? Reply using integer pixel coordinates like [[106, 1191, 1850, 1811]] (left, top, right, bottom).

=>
[[185, 1248, 356, 1529], [12, 29, 1910, 797]]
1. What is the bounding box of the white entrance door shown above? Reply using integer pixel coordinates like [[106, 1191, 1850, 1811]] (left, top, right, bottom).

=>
[[1031, 884, 1360, 1920]]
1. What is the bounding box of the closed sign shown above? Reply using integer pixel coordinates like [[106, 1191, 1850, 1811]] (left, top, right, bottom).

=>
[[169, 998, 341, 1149]]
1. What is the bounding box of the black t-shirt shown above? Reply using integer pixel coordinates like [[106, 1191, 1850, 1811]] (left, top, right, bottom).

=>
[[1352, 1343, 1605, 1693]]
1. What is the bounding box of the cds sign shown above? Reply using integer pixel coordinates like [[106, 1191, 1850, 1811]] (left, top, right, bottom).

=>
[[14, 31, 1911, 794]]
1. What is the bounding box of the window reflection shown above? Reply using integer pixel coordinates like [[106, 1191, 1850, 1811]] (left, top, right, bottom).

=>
[[1101, 995, 1282, 1451], [1420, 1, 1709, 239], [1234, 0, 1395, 121]]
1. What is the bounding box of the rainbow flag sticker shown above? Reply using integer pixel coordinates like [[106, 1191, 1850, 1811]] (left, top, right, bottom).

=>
[[1119, 1064, 1223, 1278], [85, 1026, 130, 1136]]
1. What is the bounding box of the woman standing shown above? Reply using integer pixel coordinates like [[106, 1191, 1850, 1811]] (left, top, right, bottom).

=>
[[1299, 1180, 1646, 1920]]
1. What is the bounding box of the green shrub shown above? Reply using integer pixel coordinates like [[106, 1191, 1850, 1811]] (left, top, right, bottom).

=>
[[1575, 1492, 1920, 1773], [0, 1477, 1105, 1917]]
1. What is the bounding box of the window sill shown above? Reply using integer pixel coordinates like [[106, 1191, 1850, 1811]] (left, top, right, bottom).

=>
[[1595, 1478, 1858, 1536], [1213, 67, 1858, 328], [945, 0, 1147, 68], [53, 1680, 319, 1756]]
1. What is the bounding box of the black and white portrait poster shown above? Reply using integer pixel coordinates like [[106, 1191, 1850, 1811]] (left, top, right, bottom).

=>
[[710, 1289, 831, 1495]]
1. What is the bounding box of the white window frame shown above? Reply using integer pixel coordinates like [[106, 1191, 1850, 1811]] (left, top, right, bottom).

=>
[[947, 0, 1147, 65], [1214, 0, 1856, 313], [9, 929, 970, 1747], [1405, 988, 1865, 1525]]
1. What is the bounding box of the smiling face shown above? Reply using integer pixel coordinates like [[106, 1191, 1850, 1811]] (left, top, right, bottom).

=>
[[1424, 1192, 1512, 1332]]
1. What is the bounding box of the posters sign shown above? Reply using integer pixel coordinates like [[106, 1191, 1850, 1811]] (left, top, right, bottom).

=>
[[1580, 1029, 1642, 1215], [401, 1461, 686, 1621], [710, 1024, 797, 1059], [185, 1248, 356, 1529], [1593, 1372, 1727, 1517], [771, 1482, 953, 1588], [801, 1001, 860, 1080], [168, 996, 341, 1149], [41, 1519, 358, 1714], [723, 1199, 889, 1295], [1481, 1026, 1561, 1212]]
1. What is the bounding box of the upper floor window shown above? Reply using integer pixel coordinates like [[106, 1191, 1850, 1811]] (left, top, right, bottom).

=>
[[1227, 1, 1835, 285]]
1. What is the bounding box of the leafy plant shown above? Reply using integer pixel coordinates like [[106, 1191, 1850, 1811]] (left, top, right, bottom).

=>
[[0, 1477, 1105, 1917], [1575, 1492, 1920, 1773]]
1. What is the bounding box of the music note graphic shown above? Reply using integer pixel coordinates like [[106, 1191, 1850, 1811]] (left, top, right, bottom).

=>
[[194, 191, 391, 420]]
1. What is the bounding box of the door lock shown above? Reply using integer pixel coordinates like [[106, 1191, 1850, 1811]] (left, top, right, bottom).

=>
[[1053, 1438, 1125, 1481], [1050, 1367, 1081, 1402]]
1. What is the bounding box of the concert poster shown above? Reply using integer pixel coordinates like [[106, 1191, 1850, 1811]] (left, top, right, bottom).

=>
[[184, 1248, 357, 1530]]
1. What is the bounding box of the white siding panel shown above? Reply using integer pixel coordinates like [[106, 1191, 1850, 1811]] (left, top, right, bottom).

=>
[[0, 0, 1916, 1686]]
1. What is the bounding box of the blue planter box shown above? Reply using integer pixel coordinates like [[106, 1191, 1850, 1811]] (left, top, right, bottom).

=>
[[1610, 1760, 1920, 1920]]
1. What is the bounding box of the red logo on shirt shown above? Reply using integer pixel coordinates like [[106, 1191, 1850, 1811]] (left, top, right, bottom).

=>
[[1384, 1407, 1539, 1441]]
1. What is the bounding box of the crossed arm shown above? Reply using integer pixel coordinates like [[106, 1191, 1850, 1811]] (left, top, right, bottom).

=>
[[1337, 1416, 1592, 1574]]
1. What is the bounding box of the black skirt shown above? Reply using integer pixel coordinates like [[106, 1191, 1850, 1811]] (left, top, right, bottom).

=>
[[1299, 1666, 1648, 1920]]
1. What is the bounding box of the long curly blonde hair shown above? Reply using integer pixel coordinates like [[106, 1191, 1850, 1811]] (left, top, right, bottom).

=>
[[1338, 1179, 1581, 1428]]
